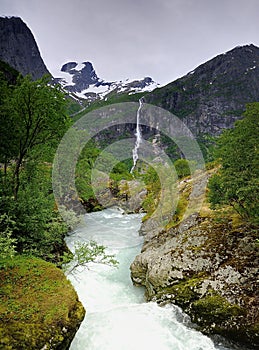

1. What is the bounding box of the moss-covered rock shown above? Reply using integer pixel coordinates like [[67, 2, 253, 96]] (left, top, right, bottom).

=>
[[130, 214, 259, 348], [155, 276, 205, 308], [0, 256, 85, 349]]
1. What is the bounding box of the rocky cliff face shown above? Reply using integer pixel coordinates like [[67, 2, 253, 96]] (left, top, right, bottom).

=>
[[0, 17, 50, 80], [145, 44, 259, 136]]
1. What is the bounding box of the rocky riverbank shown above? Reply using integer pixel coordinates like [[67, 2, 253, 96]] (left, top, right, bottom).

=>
[[0, 256, 85, 350], [130, 212, 259, 348]]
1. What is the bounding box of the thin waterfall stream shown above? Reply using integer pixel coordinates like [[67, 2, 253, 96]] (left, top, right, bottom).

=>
[[130, 98, 143, 173], [65, 208, 237, 350]]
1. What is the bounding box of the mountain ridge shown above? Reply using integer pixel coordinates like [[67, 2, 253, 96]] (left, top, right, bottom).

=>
[[144, 44, 259, 135], [0, 16, 50, 80]]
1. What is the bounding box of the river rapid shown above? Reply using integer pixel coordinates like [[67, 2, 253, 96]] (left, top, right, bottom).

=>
[[65, 208, 238, 350]]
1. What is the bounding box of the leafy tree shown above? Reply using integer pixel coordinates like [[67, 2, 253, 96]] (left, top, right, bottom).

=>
[[141, 165, 161, 218], [64, 241, 119, 275], [0, 75, 71, 260], [0, 74, 15, 179], [0, 159, 68, 260], [75, 141, 132, 204], [208, 103, 259, 224], [1, 75, 70, 199], [75, 143, 101, 203]]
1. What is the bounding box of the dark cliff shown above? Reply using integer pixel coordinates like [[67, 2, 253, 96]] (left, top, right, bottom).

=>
[[0, 16, 50, 80], [145, 44, 259, 136]]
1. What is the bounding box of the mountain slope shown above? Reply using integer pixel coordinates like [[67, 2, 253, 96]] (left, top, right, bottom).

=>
[[0, 16, 50, 80], [145, 44, 259, 136], [0, 59, 19, 84]]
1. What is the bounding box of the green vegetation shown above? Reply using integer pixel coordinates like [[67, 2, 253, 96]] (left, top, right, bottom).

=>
[[0, 73, 71, 261], [0, 60, 19, 84], [156, 276, 205, 308], [0, 214, 16, 260], [208, 103, 259, 224], [156, 276, 245, 322], [0, 74, 70, 199], [0, 71, 86, 347], [0, 255, 85, 350], [174, 159, 192, 178], [75, 140, 133, 206], [0, 69, 120, 263], [64, 241, 119, 275], [0, 58, 258, 348], [141, 165, 161, 221], [72, 91, 147, 122]]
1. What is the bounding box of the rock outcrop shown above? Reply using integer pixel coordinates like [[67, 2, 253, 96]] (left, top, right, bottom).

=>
[[130, 213, 259, 348], [0, 17, 50, 79]]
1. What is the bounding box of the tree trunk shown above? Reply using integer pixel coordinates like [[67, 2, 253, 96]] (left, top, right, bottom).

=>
[[13, 157, 22, 200]]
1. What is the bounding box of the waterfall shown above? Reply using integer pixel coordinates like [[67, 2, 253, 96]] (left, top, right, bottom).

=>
[[130, 98, 143, 173]]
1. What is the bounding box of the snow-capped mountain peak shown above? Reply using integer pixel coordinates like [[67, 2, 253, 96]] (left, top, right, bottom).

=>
[[55, 61, 160, 101]]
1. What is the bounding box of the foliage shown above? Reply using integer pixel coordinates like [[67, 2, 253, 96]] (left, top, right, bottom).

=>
[[0, 74, 71, 262], [66, 96, 82, 116], [208, 103, 259, 224], [0, 162, 68, 262], [64, 241, 119, 274], [196, 134, 216, 162], [75, 141, 132, 204], [0, 213, 17, 260], [0, 74, 71, 199], [75, 143, 101, 202], [0, 74, 15, 168], [174, 159, 191, 178], [141, 165, 161, 220]]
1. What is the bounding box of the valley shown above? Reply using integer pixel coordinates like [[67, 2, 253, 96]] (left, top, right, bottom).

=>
[[0, 15, 258, 350]]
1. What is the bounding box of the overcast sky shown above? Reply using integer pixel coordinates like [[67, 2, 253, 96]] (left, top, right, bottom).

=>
[[1, 0, 259, 85]]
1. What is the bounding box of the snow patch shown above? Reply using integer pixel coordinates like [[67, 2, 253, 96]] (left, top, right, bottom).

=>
[[57, 61, 160, 100]]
